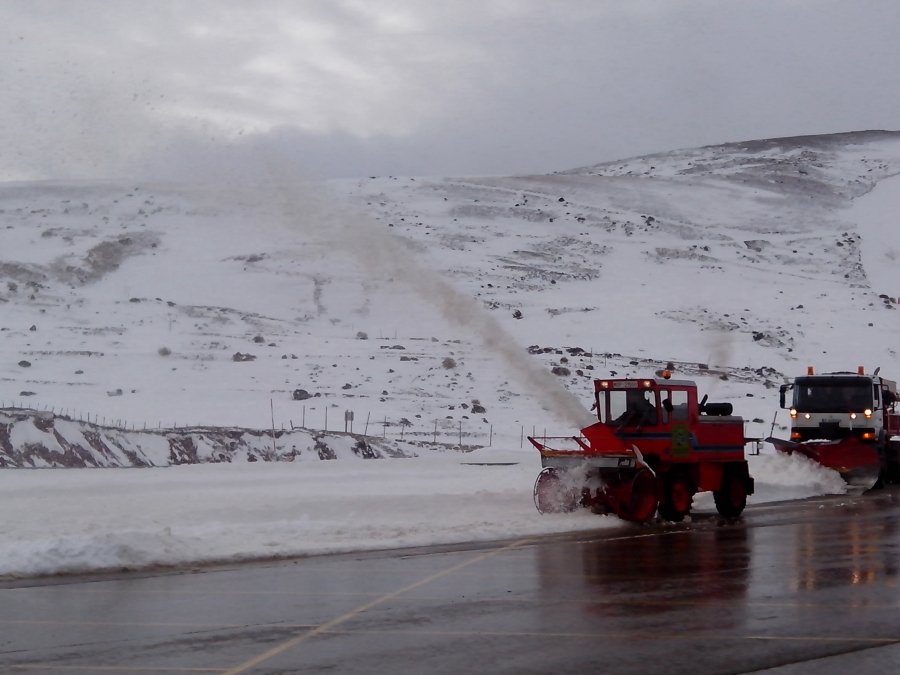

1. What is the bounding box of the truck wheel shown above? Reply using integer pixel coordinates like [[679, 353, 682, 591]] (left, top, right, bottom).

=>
[[658, 475, 693, 522], [883, 441, 900, 485], [714, 469, 747, 519]]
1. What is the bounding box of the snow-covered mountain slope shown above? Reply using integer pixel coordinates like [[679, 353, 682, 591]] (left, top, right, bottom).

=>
[[334, 130, 900, 426], [2, 131, 900, 466]]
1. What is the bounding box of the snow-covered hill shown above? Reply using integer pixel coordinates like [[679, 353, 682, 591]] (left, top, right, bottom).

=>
[[2, 131, 900, 468]]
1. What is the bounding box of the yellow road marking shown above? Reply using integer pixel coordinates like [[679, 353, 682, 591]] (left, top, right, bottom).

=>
[[222, 537, 536, 675]]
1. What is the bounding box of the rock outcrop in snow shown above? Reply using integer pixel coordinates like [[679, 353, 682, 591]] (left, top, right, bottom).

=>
[[0, 407, 416, 468]]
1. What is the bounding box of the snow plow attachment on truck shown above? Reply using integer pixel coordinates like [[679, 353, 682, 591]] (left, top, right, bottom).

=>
[[765, 436, 882, 490]]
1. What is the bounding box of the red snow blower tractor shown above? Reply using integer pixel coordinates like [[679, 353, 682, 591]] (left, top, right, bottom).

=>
[[529, 374, 757, 523], [766, 366, 900, 490]]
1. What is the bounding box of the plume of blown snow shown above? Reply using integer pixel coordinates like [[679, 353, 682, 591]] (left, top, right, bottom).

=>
[[283, 181, 594, 429], [130, 140, 593, 429]]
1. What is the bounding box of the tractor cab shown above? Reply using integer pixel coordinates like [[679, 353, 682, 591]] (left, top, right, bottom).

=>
[[588, 376, 741, 467], [594, 377, 703, 429]]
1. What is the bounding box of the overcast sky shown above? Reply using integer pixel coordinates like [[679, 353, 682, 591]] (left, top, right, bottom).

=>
[[2, 0, 899, 181]]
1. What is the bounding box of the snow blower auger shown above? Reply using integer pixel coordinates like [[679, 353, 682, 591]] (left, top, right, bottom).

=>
[[767, 366, 900, 490], [529, 374, 756, 523]]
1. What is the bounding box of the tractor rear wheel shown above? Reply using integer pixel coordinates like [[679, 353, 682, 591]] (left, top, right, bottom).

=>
[[533, 468, 577, 514], [658, 475, 693, 522], [714, 468, 747, 519]]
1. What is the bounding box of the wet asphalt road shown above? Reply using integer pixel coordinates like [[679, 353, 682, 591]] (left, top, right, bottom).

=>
[[1, 489, 899, 675]]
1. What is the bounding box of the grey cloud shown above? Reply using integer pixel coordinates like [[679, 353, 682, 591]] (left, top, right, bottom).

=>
[[2, 0, 899, 180]]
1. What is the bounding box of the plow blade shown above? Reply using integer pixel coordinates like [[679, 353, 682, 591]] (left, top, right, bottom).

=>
[[767, 436, 882, 490]]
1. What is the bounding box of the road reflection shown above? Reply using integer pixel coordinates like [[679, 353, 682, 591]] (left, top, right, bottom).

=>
[[535, 524, 751, 632], [790, 506, 900, 593]]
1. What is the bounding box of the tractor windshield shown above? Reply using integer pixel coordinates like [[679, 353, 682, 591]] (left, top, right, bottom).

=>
[[600, 388, 658, 426], [793, 378, 874, 413]]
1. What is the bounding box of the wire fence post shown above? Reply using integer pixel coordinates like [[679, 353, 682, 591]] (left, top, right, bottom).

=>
[[270, 398, 277, 459]]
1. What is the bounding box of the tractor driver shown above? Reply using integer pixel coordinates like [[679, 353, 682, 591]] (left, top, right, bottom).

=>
[[616, 389, 658, 427]]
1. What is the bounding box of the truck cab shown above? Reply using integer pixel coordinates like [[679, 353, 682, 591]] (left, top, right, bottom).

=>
[[779, 367, 898, 443]]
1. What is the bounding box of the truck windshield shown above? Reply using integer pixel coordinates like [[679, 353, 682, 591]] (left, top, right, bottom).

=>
[[794, 381, 873, 412]]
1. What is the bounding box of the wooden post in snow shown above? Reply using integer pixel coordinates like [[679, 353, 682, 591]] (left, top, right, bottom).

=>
[[270, 399, 277, 459]]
